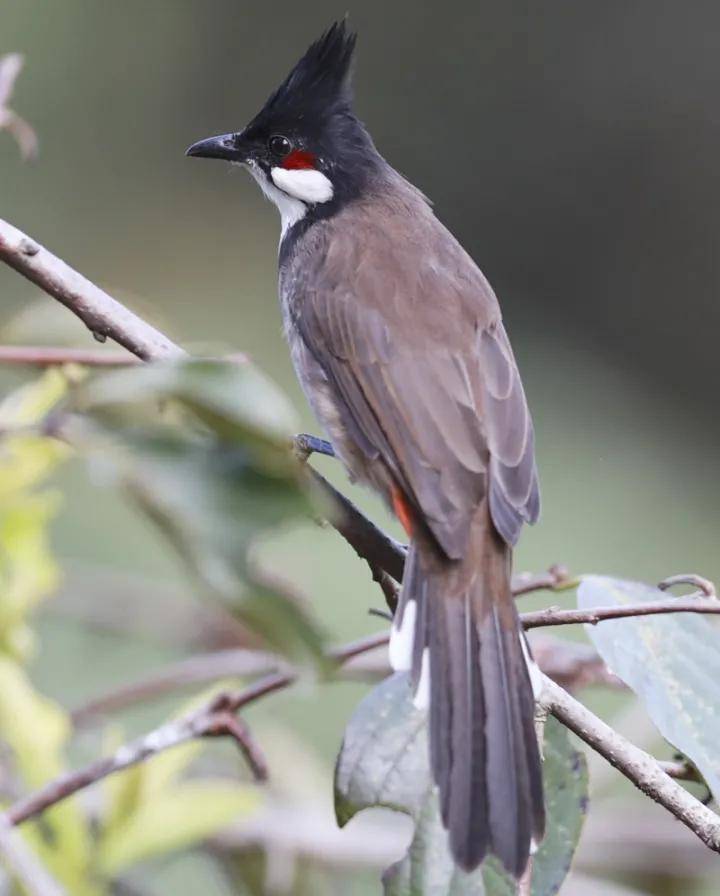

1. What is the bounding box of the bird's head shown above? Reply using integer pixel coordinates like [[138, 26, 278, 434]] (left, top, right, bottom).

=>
[[186, 21, 378, 234]]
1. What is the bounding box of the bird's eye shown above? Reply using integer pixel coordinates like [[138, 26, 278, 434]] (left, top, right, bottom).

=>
[[268, 135, 292, 156]]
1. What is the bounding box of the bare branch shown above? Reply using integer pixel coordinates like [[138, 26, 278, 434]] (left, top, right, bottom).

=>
[[658, 573, 716, 598], [658, 759, 704, 784], [2, 632, 389, 827], [197, 697, 269, 782], [522, 595, 720, 629], [542, 675, 720, 854], [0, 219, 184, 361], [4, 687, 273, 827], [0, 820, 65, 896], [71, 631, 616, 727], [306, 465, 407, 583], [0, 346, 247, 369], [7, 622, 713, 860], [0, 346, 141, 367], [71, 648, 282, 724], [512, 564, 575, 597]]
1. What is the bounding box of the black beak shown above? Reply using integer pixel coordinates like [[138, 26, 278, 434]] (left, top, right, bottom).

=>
[[185, 132, 246, 162]]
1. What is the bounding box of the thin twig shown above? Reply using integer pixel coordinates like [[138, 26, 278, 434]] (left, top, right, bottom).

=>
[[0, 219, 184, 361], [0, 346, 248, 369], [368, 564, 400, 613], [542, 675, 720, 854], [0, 820, 65, 896], [522, 596, 720, 629], [658, 573, 716, 598], [306, 466, 407, 583], [4, 689, 274, 827], [512, 564, 575, 597], [5, 622, 714, 855], [658, 760, 704, 784], [71, 648, 282, 724], [2, 633, 388, 827], [70, 631, 617, 725], [200, 696, 269, 781], [0, 346, 141, 367]]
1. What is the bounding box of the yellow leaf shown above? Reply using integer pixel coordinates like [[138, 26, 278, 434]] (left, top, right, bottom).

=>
[[0, 492, 60, 660], [98, 781, 258, 876], [0, 659, 96, 893], [0, 368, 68, 428]]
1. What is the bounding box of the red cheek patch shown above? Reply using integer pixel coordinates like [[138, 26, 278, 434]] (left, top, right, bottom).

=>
[[282, 149, 317, 170]]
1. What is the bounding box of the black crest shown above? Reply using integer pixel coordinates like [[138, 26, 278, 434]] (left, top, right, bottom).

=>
[[254, 21, 357, 127]]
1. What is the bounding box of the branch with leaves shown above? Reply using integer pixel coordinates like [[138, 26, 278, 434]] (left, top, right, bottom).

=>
[[542, 676, 720, 851], [3, 601, 718, 859], [2, 208, 720, 895]]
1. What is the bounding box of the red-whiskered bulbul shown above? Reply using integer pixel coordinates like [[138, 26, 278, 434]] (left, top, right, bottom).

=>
[[187, 21, 544, 876]]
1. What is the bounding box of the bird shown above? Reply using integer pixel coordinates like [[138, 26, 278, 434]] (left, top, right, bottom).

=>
[[187, 21, 545, 877]]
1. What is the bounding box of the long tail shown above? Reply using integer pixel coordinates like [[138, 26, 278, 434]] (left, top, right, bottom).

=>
[[389, 505, 545, 876]]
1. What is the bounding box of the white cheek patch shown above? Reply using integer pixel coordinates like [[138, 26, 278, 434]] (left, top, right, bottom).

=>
[[244, 161, 307, 237], [271, 166, 334, 204]]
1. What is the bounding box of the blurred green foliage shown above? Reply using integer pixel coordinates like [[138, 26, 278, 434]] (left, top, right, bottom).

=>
[[0, 364, 316, 894]]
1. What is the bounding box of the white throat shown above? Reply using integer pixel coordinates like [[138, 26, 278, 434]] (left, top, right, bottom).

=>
[[244, 161, 334, 238]]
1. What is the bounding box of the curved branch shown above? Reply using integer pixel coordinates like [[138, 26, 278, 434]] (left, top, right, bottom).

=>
[[7, 625, 716, 861], [306, 466, 407, 584], [71, 648, 282, 724], [2, 633, 389, 827], [522, 596, 720, 629], [0, 219, 184, 361], [0, 820, 65, 896], [0, 346, 140, 366], [542, 675, 720, 853]]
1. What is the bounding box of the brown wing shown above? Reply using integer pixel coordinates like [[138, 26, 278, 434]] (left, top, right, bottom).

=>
[[294, 199, 539, 557]]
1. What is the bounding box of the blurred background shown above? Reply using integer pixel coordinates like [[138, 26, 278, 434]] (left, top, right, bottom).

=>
[[2, 1, 720, 893]]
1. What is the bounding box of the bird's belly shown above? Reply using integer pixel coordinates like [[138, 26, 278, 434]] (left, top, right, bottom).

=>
[[287, 331, 374, 485]]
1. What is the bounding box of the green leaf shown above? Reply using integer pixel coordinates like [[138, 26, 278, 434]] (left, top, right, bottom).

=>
[[78, 358, 298, 467], [525, 719, 589, 896], [98, 780, 258, 876], [74, 360, 328, 668], [0, 366, 69, 430], [578, 575, 720, 800], [335, 673, 588, 896]]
